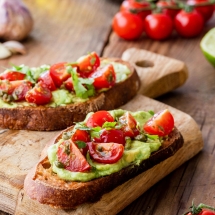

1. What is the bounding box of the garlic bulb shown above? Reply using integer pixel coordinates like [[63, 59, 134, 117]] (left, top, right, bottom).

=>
[[0, 0, 34, 41]]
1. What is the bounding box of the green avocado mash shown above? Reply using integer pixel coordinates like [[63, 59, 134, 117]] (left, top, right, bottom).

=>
[[47, 110, 162, 182], [0, 60, 130, 108]]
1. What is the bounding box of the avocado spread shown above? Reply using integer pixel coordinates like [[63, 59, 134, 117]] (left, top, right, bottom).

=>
[[48, 110, 162, 182], [0, 61, 130, 108]]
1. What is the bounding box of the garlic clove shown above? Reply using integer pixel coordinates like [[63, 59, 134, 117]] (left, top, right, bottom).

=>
[[0, 43, 12, 59], [3, 40, 26, 55]]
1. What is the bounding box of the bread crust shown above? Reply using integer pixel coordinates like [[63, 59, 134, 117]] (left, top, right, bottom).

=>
[[24, 127, 184, 209], [0, 58, 140, 131]]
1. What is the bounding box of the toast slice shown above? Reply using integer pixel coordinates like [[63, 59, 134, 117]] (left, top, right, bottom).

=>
[[24, 126, 184, 209], [0, 58, 140, 131]]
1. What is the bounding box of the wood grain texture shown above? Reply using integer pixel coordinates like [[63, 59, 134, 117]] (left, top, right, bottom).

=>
[[10, 95, 202, 215], [121, 48, 188, 98]]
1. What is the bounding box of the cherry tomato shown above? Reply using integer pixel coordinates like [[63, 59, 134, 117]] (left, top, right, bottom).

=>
[[25, 81, 52, 105], [174, 8, 204, 38], [143, 109, 174, 136], [88, 142, 124, 164], [49, 62, 71, 87], [187, 0, 214, 22], [89, 64, 116, 89], [94, 128, 126, 145], [0, 80, 31, 95], [112, 11, 144, 40], [144, 13, 173, 40], [119, 112, 139, 138], [38, 71, 57, 91], [64, 77, 74, 91], [77, 52, 100, 77], [120, 0, 151, 21], [12, 81, 32, 101], [86, 110, 114, 128], [156, 1, 180, 19], [72, 129, 90, 143], [57, 140, 90, 172], [0, 71, 25, 81], [200, 209, 215, 215]]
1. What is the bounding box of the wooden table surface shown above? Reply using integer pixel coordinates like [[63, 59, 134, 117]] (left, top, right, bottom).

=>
[[0, 0, 215, 214]]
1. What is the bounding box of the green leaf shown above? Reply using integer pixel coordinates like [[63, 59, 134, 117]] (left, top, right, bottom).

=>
[[76, 141, 87, 149], [145, 134, 159, 140], [70, 68, 95, 99], [102, 121, 117, 129], [148, 110, 155, 116]]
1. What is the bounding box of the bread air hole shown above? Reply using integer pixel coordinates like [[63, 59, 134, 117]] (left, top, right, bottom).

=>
[[135, 60, 154, 68]]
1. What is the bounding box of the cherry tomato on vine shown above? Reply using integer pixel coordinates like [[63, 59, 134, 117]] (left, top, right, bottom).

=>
[[184, 202, 215, 215], [156, 1, 180, 19], [88, 142, 124, 164], [112, 11, 144, 40], [120, 0, 151, 20], [144, 13, 173, 40], [187, 0, 214, 22], [143, 109, 174, 136], [86, 110, 114, 128], [174, 8, 204, 38]]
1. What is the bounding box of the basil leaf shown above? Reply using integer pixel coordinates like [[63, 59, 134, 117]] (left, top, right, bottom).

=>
[[76, 141, 87, 149]]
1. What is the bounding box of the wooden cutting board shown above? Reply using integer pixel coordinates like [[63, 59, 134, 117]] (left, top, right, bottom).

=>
[[121, 48, 188, 98], [0, 50, 191, 214], [0, 95, 203, 215]]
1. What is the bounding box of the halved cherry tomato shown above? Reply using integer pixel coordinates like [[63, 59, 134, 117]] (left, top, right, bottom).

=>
[[71, 129, 90, 156], [25, 81, 52, 105], [88, 142, 124, 164], [57, 140, 90, 172], [120, 0, 151, 21], [0, 71, 25, 81], [49, 62, 71, 87], [119, 112, 139, 138], [112, 11, 144, 40], [86, 110, 114, 128], [143, 109, 174, 136], [89, 64, 116, 89], [38, 71, 56, 91], [64, 77, 74, 91], [12, 81, 32, 101], [77, 52, 100, 77], [94, 128, 126, 145], [0, 80, 31, 95]]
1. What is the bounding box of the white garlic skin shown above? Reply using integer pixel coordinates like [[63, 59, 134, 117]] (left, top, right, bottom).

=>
[[0, 0, 34, 41]]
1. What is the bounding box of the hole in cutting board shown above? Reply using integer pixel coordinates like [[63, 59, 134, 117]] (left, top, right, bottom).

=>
[[135, 60, 154, 68]]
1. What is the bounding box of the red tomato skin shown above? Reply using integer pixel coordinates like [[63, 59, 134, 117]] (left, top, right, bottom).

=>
[[12, 81, 32, 101], [64, 77, 74, 91], [119, 112, 139, 138], [77, 52, 100, 77], [0, 71, 25, 81], [174, 9, 204, 38], [49, 62, 71, 87], [25, 82, 52, 105], [156, 1, 180, 19], [89, 64, 116, 89], [112, 11, 144, 40], [144, 13, 173, 40], [86, 110, 114, 128], [120, 0, 151, 21], [57, 140, 90, 172], [88, 142, 124, 164], [38, 71, 57, 91], [144, 109, 174, 136], [94, 128, 126, 146], [187, 0, 214, 22], [72, 129, 90, 143], [200, 209, 215, 215]]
